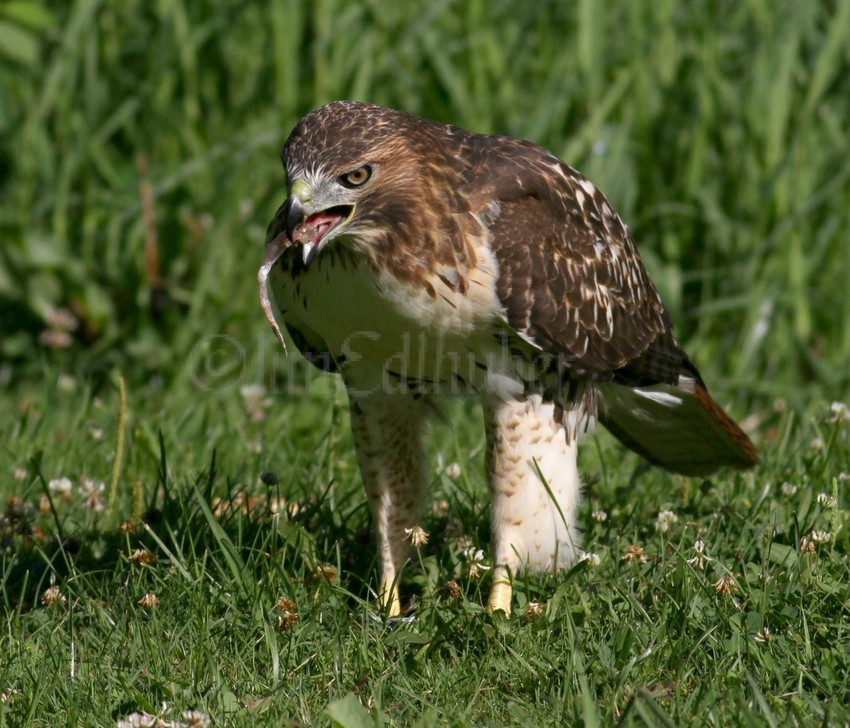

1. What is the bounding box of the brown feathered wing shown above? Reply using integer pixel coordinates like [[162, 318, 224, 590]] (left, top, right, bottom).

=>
[[464, 135, 756, 475]]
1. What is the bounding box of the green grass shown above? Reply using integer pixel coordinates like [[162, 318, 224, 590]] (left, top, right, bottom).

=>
[[2, 377, 849, 725], [1, 0, 850, 724]]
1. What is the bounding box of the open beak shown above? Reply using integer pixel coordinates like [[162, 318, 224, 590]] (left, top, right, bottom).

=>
[[265, 187, 354, 267]]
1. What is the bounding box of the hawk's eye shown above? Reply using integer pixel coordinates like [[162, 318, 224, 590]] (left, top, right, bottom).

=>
[[339, 165, 372, 188]]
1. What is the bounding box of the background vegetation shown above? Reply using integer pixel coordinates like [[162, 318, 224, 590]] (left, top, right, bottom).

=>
[[1, 0, 848, 725]]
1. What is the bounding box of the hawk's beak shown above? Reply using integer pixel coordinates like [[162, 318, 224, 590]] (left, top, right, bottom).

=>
[[264, 193, 306, 247], [266, 180, 354, 267], [283, 194, 306, 242]]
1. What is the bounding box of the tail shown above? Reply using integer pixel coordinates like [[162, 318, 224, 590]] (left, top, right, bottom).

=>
[[599, 377, 757, 476]]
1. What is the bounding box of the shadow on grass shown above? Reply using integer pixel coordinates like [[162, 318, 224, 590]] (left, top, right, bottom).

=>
[[2, 434, 489, 617]]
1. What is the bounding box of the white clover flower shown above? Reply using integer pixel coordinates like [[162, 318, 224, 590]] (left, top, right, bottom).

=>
[[577, 550, 601, 567], [276, 597, 299, 631], [39, 329, 73, 348], [463, 547, 490, 578], [591, 509, 608, 522], [40, 585, 65, 606], [441, 580, 462, 599], [525, 601, 544, 618], [444, 462, 462, 480], [239, 383, 266, 400], [713, 574, 738, 596], [816, 493, 837, 508], [116, 713, 159, 728], [79, 479, 105, 512], [57, 374, 77, 393], [182, 710, 211, 728], [826, 401, 850, 424], [240, 384, 272, 422], [404, 525, 429, 547], [430, 499, 450, 517], [780, 482, 797, 497], [48, 477, 73, 496], [655, 510, 678, 533], [129, 549, 156, 566], [810, 530, 831, 544], [137, 593, 160, 609], [687, 540, 712, 570], [44, 307, 78, 332], [622, 545, 648, 564], [754, 627, 771, 643]]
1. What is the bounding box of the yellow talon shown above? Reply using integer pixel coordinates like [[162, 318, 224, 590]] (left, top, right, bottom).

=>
[[487, 579, 512, 616], [379, 579, 401, 617]]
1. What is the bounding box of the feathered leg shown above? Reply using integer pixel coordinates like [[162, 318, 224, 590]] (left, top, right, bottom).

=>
[[483, 395, 582, 614], [348, 394, 429, 616]]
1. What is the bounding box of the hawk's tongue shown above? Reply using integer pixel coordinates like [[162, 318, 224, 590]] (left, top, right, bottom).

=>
[[293, 210, 345, 246]]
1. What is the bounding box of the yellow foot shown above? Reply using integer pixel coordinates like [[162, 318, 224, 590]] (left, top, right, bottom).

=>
[[487, 580, 512, 616], [379, 580, 401, 617]]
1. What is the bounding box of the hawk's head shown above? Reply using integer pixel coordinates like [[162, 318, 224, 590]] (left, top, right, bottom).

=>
[[265, 101, 475, 275]]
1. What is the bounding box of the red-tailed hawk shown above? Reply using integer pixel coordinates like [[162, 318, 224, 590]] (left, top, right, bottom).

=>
[[260, 101, 756, 616]]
